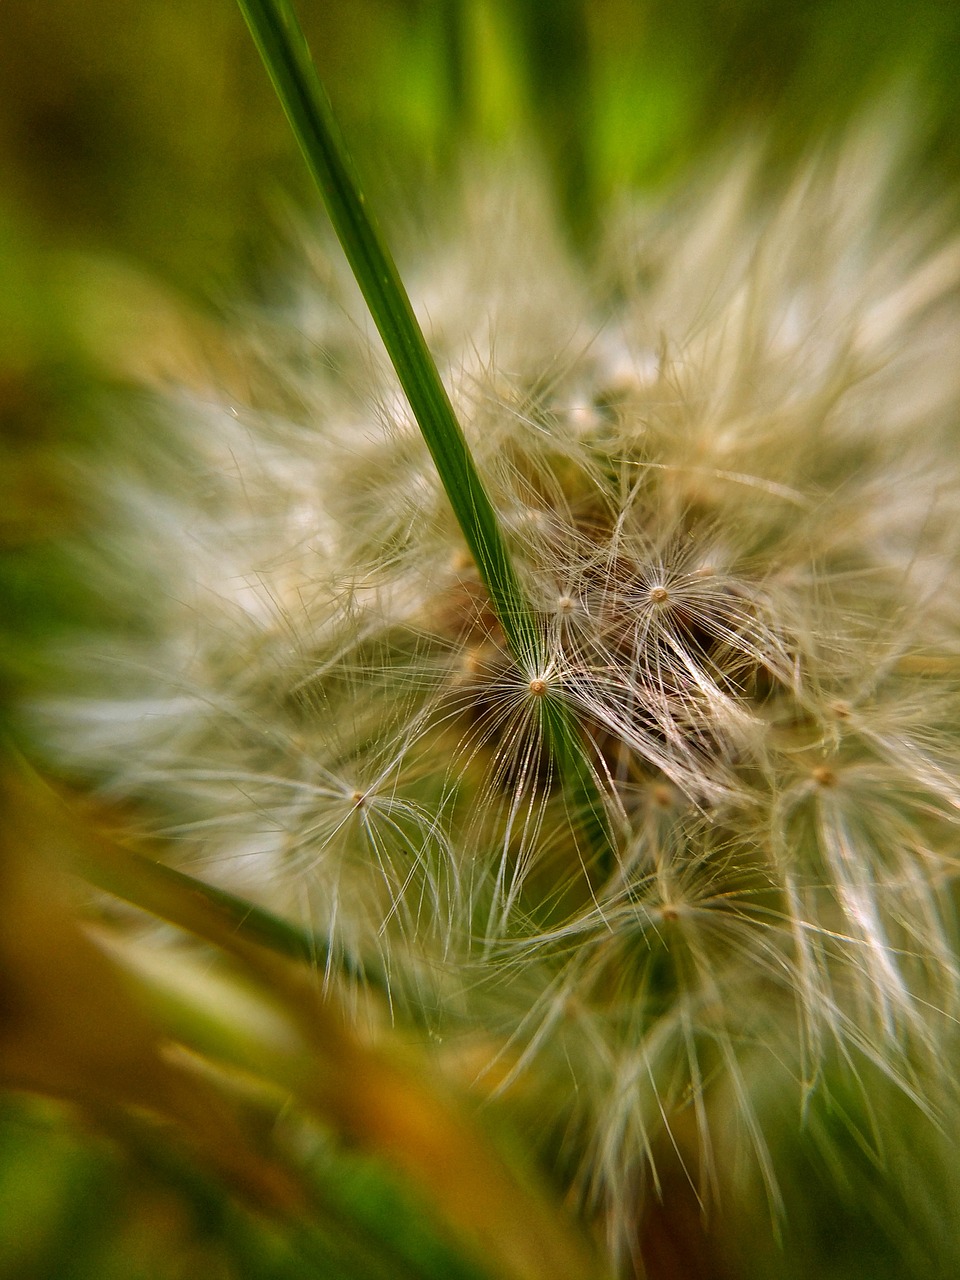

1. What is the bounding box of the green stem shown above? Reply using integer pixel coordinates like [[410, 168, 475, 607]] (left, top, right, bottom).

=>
[[235, 0, 614, 859], [236, 0, 535, 665]]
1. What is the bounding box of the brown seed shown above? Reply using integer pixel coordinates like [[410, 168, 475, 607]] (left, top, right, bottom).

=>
[[651, 783, 674, 809]]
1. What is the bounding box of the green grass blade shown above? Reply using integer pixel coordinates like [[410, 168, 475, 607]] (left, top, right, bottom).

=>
[[81, 843, 342, 965], [235, 0, 615, 859], [235, 0, 536, 665]]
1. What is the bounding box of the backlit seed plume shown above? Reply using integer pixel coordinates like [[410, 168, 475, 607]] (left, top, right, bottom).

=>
[[34, 113, 960, 1273]]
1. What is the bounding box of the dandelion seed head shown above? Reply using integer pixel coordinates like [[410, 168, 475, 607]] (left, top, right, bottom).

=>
[[26, 108, 960, 1274]]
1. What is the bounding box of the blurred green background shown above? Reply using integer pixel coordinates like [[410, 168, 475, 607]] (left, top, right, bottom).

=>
[[2, 2, 960, 1277], [2, 0, 959, 294]]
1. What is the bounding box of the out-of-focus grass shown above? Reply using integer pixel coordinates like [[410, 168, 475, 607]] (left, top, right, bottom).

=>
[[0, 764, 607, 1280]]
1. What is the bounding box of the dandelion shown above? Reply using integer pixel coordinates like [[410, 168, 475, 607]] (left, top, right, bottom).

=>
[[29, 107, 960, 1275]]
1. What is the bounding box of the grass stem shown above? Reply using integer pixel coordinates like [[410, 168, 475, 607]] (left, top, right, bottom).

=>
[[236, 0, 615, 860]]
